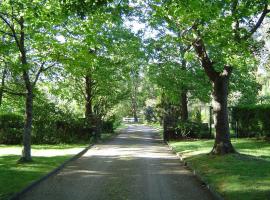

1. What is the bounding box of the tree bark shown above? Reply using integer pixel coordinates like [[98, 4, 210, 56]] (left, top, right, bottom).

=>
[[0, 67, 7, 107], [85, 74, 93, 121], [211, 76, 235, 154], [21, 83, 33, 162], [131, 94, 138, 123], [180, 89, 188, 122], [133, 106, 138, 123], [193, 38, 235, 155], [19, 16, 33, 162]]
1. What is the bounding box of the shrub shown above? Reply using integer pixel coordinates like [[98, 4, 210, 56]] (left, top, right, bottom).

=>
[[0, 113, 24, 144], [232, 105, 270, 138], [102, 120, 114, 133], [176, 121, 210, 139]]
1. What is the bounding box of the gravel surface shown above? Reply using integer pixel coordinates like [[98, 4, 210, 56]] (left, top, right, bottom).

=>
[[20, 125, 214, 200]]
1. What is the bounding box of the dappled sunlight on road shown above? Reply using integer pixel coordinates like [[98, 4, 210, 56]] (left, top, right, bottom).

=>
[[20, 125, 214, 200]]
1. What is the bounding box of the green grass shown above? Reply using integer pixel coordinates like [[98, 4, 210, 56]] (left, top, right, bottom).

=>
[[115, 123, 129, 130], [169, 138, 270, 200], [0, 155, 71, 200], [0, 142, 91, 199]]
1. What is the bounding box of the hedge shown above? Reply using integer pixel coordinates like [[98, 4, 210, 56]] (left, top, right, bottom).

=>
[[0, 113, 116, 144], [0, 113, 24, 144], [232, 105, 270, 138]]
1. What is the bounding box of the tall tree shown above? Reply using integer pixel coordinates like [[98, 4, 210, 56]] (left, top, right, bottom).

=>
[[0, 0, 62, 161], [150, 0, 269, 154]]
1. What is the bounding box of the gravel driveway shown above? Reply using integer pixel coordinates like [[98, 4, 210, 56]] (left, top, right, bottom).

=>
[[20, 125, 214, 200]]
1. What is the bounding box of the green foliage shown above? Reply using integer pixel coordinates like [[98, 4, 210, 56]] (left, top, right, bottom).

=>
[[60, 0, 113, 17], [176, 121, 209, 139], [146, 35, 211, 104], [144, 106, 157, 123], [232, 105, 270, 138], [0, 113, 24, 144]]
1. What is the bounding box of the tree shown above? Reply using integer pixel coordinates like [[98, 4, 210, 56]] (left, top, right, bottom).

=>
[[0, 0, 63, 161], [150, 0, 269, 154], [59, 6, 143, 136], [146, 33, 211, 122]]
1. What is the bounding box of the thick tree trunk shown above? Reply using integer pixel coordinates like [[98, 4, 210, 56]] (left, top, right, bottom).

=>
[[21, 87, 33, 162], [85, 74, 93, 121], [180, 89, 188, 122], [211, 76, 235, 154], [193, 38, 235, 155]]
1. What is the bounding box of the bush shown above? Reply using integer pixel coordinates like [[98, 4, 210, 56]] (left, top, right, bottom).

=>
[[176, 121, 210, 139], [232, 105, 270, 138], [102, 120, 114, 133], [32, 98, 93, 144], [0, 113, 24, 144]]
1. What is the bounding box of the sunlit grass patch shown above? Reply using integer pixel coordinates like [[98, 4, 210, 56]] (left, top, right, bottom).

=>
[[0, 143, 90, 199], [0, 155, 70, 200], [169, 138, 270, 200]]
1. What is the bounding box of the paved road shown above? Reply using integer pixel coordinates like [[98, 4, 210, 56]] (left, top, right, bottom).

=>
[[20, 125, 214, 200]]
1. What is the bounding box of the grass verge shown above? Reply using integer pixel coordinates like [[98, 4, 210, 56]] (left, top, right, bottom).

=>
[[169, 138, 270, 200], [0, 154, 73, 200]]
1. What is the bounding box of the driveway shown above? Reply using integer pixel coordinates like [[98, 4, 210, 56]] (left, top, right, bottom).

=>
[[20, 125, 214, 200]]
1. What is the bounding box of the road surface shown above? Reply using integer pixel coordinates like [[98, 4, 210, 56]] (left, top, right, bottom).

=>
[[20, 125, 214, 200]]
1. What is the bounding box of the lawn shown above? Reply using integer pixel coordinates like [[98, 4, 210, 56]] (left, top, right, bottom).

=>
[[169, 138, 270, 200], [0, 143, 88, 200]]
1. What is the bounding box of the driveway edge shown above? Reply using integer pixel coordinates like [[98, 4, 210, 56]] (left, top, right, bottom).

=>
[[167, 142, 224, 200]]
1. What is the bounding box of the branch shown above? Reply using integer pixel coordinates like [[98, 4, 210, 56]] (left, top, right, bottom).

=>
[[32, 62, 56, 87], [243, 3, 270, 39], [2, 87, 26, 96], [0, 13, 20, 49], [192, 37, 218, 81], [0, 29, 13, 37], [43, 63, 56, 71]]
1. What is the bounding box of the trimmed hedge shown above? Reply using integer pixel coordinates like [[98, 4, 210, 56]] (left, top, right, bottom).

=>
[[0, 114, 24, 144], [0, 113, 116, 144], [232, 105, 270, 138], [176, 121, 210, 139]]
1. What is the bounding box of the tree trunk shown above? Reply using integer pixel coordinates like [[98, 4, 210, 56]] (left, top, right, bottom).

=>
[[133, 108, 138, 123], [0, 67, 7, 107], [131, 95, 138, 123], [193, 38, 235, 155], [85, 74, 93, 121], [19, 16, 34, 162], [21, 86, 33, 162], [180, 89, 188, 122], [211, 76, 235, 154], [163, 115, 169, 142]]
